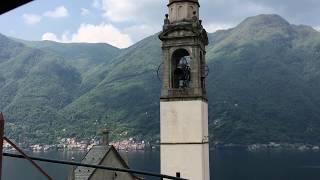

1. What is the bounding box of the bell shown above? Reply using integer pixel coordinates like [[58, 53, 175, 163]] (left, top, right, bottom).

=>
[[177, 63, 184, 69], [177, 58, 187, 69]]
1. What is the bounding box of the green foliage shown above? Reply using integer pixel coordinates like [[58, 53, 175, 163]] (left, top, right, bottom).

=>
[[2, 15, 320, 145]]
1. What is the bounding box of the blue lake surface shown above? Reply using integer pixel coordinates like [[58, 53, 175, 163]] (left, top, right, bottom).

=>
[[3, 148, 320, 180]]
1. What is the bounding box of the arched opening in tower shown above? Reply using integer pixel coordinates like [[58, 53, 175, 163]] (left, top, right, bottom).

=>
[[171, 49, 191, 89]]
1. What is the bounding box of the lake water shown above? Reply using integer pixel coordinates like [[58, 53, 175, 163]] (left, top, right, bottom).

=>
[[3, 147, 320, 180]]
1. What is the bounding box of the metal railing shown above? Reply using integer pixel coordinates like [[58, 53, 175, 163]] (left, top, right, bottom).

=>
[[3, 137, 52, 180], [3, 153, 187, 180]]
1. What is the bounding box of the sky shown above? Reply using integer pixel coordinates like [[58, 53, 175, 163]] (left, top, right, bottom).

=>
[[1, 0, 320, 49]]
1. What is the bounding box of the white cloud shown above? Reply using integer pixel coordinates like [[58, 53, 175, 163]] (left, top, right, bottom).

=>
[[92, 0, 101, 8], [9, 30, 15, 35], [90, 0, 165, 43], [41, 24, 133, 48], [22, 6, 68, 26], [42, 32, 59, 41], [101, 0, 139, 22], [22, 13, 42, 25], [44, 6, 69, 18], [42, 31, 70, 42], [61, 31, 71, 42], [81, 8, 90, 16], [241, 2, 274, 15], [99, 0, 166, 23], [204, 23, 234, 33], [71, 23, 132, 48], [124, 24, 160, 42]]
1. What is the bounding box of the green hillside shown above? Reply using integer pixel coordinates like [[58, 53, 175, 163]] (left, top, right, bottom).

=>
[[16, 40, 120, 73], [60, 34, 162, 140], [13, 39, 122, 95], [0, 34, 121, 144], [207, 15, 320, 144], [2, 14, 320, 145]]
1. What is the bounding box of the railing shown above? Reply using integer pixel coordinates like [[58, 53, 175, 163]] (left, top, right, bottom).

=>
[[3, 137, 52, 180], [3, 153, 186, 180], [0, 112, 187, 180]]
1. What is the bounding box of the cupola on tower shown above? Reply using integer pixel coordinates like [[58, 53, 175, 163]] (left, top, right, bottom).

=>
[[159, 0, 210, 179]]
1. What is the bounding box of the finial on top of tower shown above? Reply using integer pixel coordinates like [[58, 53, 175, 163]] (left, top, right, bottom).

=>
[[168, 0, 200, 6], [169, 0, 198, 3], [164, 14, 170, 25]]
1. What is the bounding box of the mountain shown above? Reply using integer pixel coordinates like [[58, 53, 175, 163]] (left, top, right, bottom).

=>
[[207, 15, 320, 144], [2, 14, 320, 145], [0, 35, 121, 144], [16, 40, 120, 73], [60, 35, 162, 140], [13, 39, 122, 94]]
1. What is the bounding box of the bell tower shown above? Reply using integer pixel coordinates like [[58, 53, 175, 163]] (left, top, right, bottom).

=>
[[159, 0, 210, 179]]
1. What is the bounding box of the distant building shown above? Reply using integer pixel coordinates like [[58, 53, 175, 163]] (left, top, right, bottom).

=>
[[68, 129, 142, 180]]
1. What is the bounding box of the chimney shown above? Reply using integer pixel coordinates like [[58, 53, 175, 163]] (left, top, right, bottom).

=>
[[101, 129, 110, 145]]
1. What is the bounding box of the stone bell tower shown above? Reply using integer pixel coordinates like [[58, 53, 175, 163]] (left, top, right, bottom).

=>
[[159, 0, 210, 179]]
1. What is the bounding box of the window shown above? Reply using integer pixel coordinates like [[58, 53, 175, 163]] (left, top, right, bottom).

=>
[[188, 6, 194, 18], [171, 49, 191, 88], [178, 5, 183, 18]]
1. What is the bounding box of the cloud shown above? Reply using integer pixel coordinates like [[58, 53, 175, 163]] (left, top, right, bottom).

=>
[[42, 31, 70, 42], [44, 6, 69, 18], [22, 13, 42, 25], [22, 6, 68, 26], [90, 0, 165, 43], [81, 8, 90, 16], [123, 24, 161, 42], [101, 0, 139, 22], [99, 0, 166, 23], [42, 32, 59, 41], [41, 24, 133, 48], [92, 0, 101, 8], [71, 23, 132, 48], [204, 23, 234, 33]]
